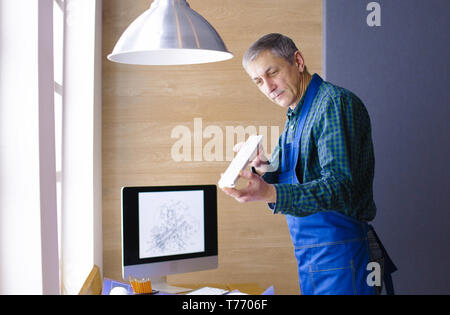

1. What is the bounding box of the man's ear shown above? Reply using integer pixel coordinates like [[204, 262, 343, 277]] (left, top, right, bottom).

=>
[[293, 50, 305, 72]]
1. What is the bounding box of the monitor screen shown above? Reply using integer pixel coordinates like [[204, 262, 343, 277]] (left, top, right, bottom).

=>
[[138, 190, 205, 259], [121, 185, 218, 290]]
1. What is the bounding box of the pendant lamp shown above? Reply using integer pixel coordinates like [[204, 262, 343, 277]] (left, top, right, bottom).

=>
[[107, 0, 234, 65]]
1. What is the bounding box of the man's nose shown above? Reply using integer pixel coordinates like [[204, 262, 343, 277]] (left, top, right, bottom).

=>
[[263, 78, 276, 95]]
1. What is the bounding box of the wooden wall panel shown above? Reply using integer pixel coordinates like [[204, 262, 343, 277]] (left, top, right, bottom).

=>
[[102, 0, 322, 294]]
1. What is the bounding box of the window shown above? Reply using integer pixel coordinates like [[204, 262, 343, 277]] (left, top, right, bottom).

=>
[[0, 0, 102, 295]]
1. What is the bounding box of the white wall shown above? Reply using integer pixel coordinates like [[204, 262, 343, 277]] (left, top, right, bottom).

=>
[[0, 0, 59, 294], [60, 0, 103, 294]]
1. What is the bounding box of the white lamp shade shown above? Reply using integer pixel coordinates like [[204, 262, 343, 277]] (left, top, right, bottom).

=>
[[107, 0, 234, 65]]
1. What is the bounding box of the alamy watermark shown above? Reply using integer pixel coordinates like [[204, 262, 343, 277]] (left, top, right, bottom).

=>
[[366, 2, 381, 27], [170, 118, 280, 162], [366, 261, 381, 287]]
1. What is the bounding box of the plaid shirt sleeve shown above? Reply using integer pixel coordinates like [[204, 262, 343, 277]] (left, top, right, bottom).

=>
[[270, 87, 376, 221], [261, 141, 281, 211]]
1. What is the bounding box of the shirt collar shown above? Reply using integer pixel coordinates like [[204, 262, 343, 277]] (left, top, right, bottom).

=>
[[286, 92, 306, 119]]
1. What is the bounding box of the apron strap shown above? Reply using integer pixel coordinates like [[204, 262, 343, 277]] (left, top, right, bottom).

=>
[[368, 225, 397, 295], [281, 74, 323, 174]]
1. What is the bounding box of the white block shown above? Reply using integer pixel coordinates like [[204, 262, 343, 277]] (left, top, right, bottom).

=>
[[218, 135, 263, 188]]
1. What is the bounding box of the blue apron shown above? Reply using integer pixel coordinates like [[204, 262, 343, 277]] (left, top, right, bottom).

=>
[[279, 74, 396, 295]]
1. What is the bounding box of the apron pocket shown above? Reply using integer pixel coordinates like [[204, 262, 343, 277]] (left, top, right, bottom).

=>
[[308, 260, 356, 295]]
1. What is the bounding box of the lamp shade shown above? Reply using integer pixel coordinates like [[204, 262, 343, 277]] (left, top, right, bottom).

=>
[[107, 0, 234, 65]]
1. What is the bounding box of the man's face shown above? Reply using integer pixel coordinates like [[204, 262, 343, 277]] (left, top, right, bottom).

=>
[[246, 50, 304, 109]]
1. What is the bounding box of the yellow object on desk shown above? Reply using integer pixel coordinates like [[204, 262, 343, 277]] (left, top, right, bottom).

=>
[[129, 277, 153, 294]]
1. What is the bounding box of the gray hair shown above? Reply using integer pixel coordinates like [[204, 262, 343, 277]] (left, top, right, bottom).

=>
[[242, 33, 299, 70]]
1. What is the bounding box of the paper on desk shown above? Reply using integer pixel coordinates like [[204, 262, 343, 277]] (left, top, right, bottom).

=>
[[185, 286, 229, 295]]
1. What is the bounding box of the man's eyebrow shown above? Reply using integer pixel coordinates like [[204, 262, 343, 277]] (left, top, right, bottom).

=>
[[264, 66, 273, 74], [252, 66, 273, 81]]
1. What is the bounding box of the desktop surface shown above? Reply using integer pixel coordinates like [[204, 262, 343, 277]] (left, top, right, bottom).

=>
[[103, 278, 265, 295]]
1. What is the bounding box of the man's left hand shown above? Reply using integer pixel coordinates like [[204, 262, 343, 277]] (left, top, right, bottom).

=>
[[220, 170, 277, 203]]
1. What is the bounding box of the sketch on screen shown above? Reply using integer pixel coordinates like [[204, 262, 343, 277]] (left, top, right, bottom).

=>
[[138, 190, 205, 259]]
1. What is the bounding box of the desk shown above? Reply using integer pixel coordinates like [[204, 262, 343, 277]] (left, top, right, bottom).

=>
[[103, 278, 266, 295], [172, 283, 265, 295]]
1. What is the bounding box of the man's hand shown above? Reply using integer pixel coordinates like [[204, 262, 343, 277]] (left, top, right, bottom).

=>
[[220, 170, 277, 203]]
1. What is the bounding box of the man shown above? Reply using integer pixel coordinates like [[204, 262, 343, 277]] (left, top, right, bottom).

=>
[[221, 33, 396, 295]]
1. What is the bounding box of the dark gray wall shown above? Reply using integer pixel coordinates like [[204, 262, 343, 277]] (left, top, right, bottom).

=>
[[324, 0, 450, 294]]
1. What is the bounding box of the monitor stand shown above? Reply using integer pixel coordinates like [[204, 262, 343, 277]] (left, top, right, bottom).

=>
[[151, 276, 191, 294]]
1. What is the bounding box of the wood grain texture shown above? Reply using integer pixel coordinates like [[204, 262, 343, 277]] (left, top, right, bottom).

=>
[[78, 265, 102, 295], [102, 0, 322, 294]]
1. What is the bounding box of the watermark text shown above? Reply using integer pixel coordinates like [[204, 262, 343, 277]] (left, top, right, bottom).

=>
[[170, 118, 280, 162]]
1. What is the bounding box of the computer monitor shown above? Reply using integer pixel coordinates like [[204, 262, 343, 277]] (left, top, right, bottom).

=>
[[121, 185, 218, 293]]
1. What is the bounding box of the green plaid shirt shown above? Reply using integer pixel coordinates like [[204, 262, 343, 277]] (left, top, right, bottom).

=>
[[263, 78, 376, 222]]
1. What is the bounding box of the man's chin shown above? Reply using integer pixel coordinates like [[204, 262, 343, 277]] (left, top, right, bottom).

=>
[[275, 100, 290, 108], [274, 97, 299, 109], [270, 96, 293, 108]]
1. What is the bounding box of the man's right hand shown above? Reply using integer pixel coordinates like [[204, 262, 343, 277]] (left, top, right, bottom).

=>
[[233, 141, 271, 175]]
